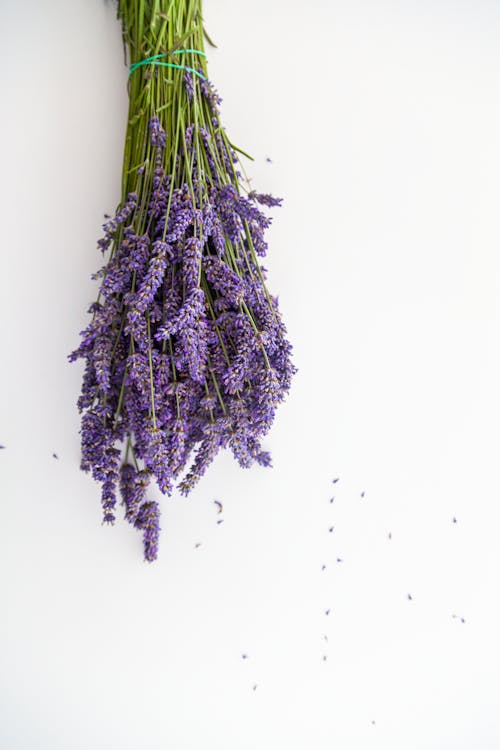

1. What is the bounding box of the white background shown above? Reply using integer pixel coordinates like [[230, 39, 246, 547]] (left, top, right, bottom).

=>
[[1, 0, 500, 747]]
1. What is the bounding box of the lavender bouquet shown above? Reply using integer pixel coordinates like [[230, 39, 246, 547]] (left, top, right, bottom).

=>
[[70, 0, 295, 561]]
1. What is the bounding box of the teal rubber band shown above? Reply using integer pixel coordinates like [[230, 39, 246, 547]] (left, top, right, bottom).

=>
[[129, 61, 206, 79], [173, 49, 206, 56], [129, 50, 206, 79]]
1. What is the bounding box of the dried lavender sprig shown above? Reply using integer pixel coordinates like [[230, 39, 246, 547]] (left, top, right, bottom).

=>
[[71, 0, 296, 561]]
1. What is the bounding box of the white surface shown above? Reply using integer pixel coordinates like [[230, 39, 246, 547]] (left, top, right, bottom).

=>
[[1, 0, 500, 747]]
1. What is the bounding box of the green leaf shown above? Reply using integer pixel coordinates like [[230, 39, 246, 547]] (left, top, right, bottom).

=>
[[203, 26, 217, 48]]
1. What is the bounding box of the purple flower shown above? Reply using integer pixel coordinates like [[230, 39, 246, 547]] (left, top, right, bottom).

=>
[[178, 426, 221, 495], [169, 416, 187, 474], [179, 316, 209, 383], [177, 287, 206, 331], [199, 75, 222, 112], [203, 255, 245, 306], [144, 425, 173, 494], [134, 501, 161, 562], [119, 464, 151, 522], [184, 71, 194, 101], [182, 236, 202, 289], [97, 192, 138, 254], [149, 115, 167, 148], [248, 191, 283, 208], [93, 334, 114, 393], [132, 240, 171, 314]]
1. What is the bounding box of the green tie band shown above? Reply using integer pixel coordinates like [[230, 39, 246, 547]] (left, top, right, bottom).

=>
[[129, 50, 207, 79]]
